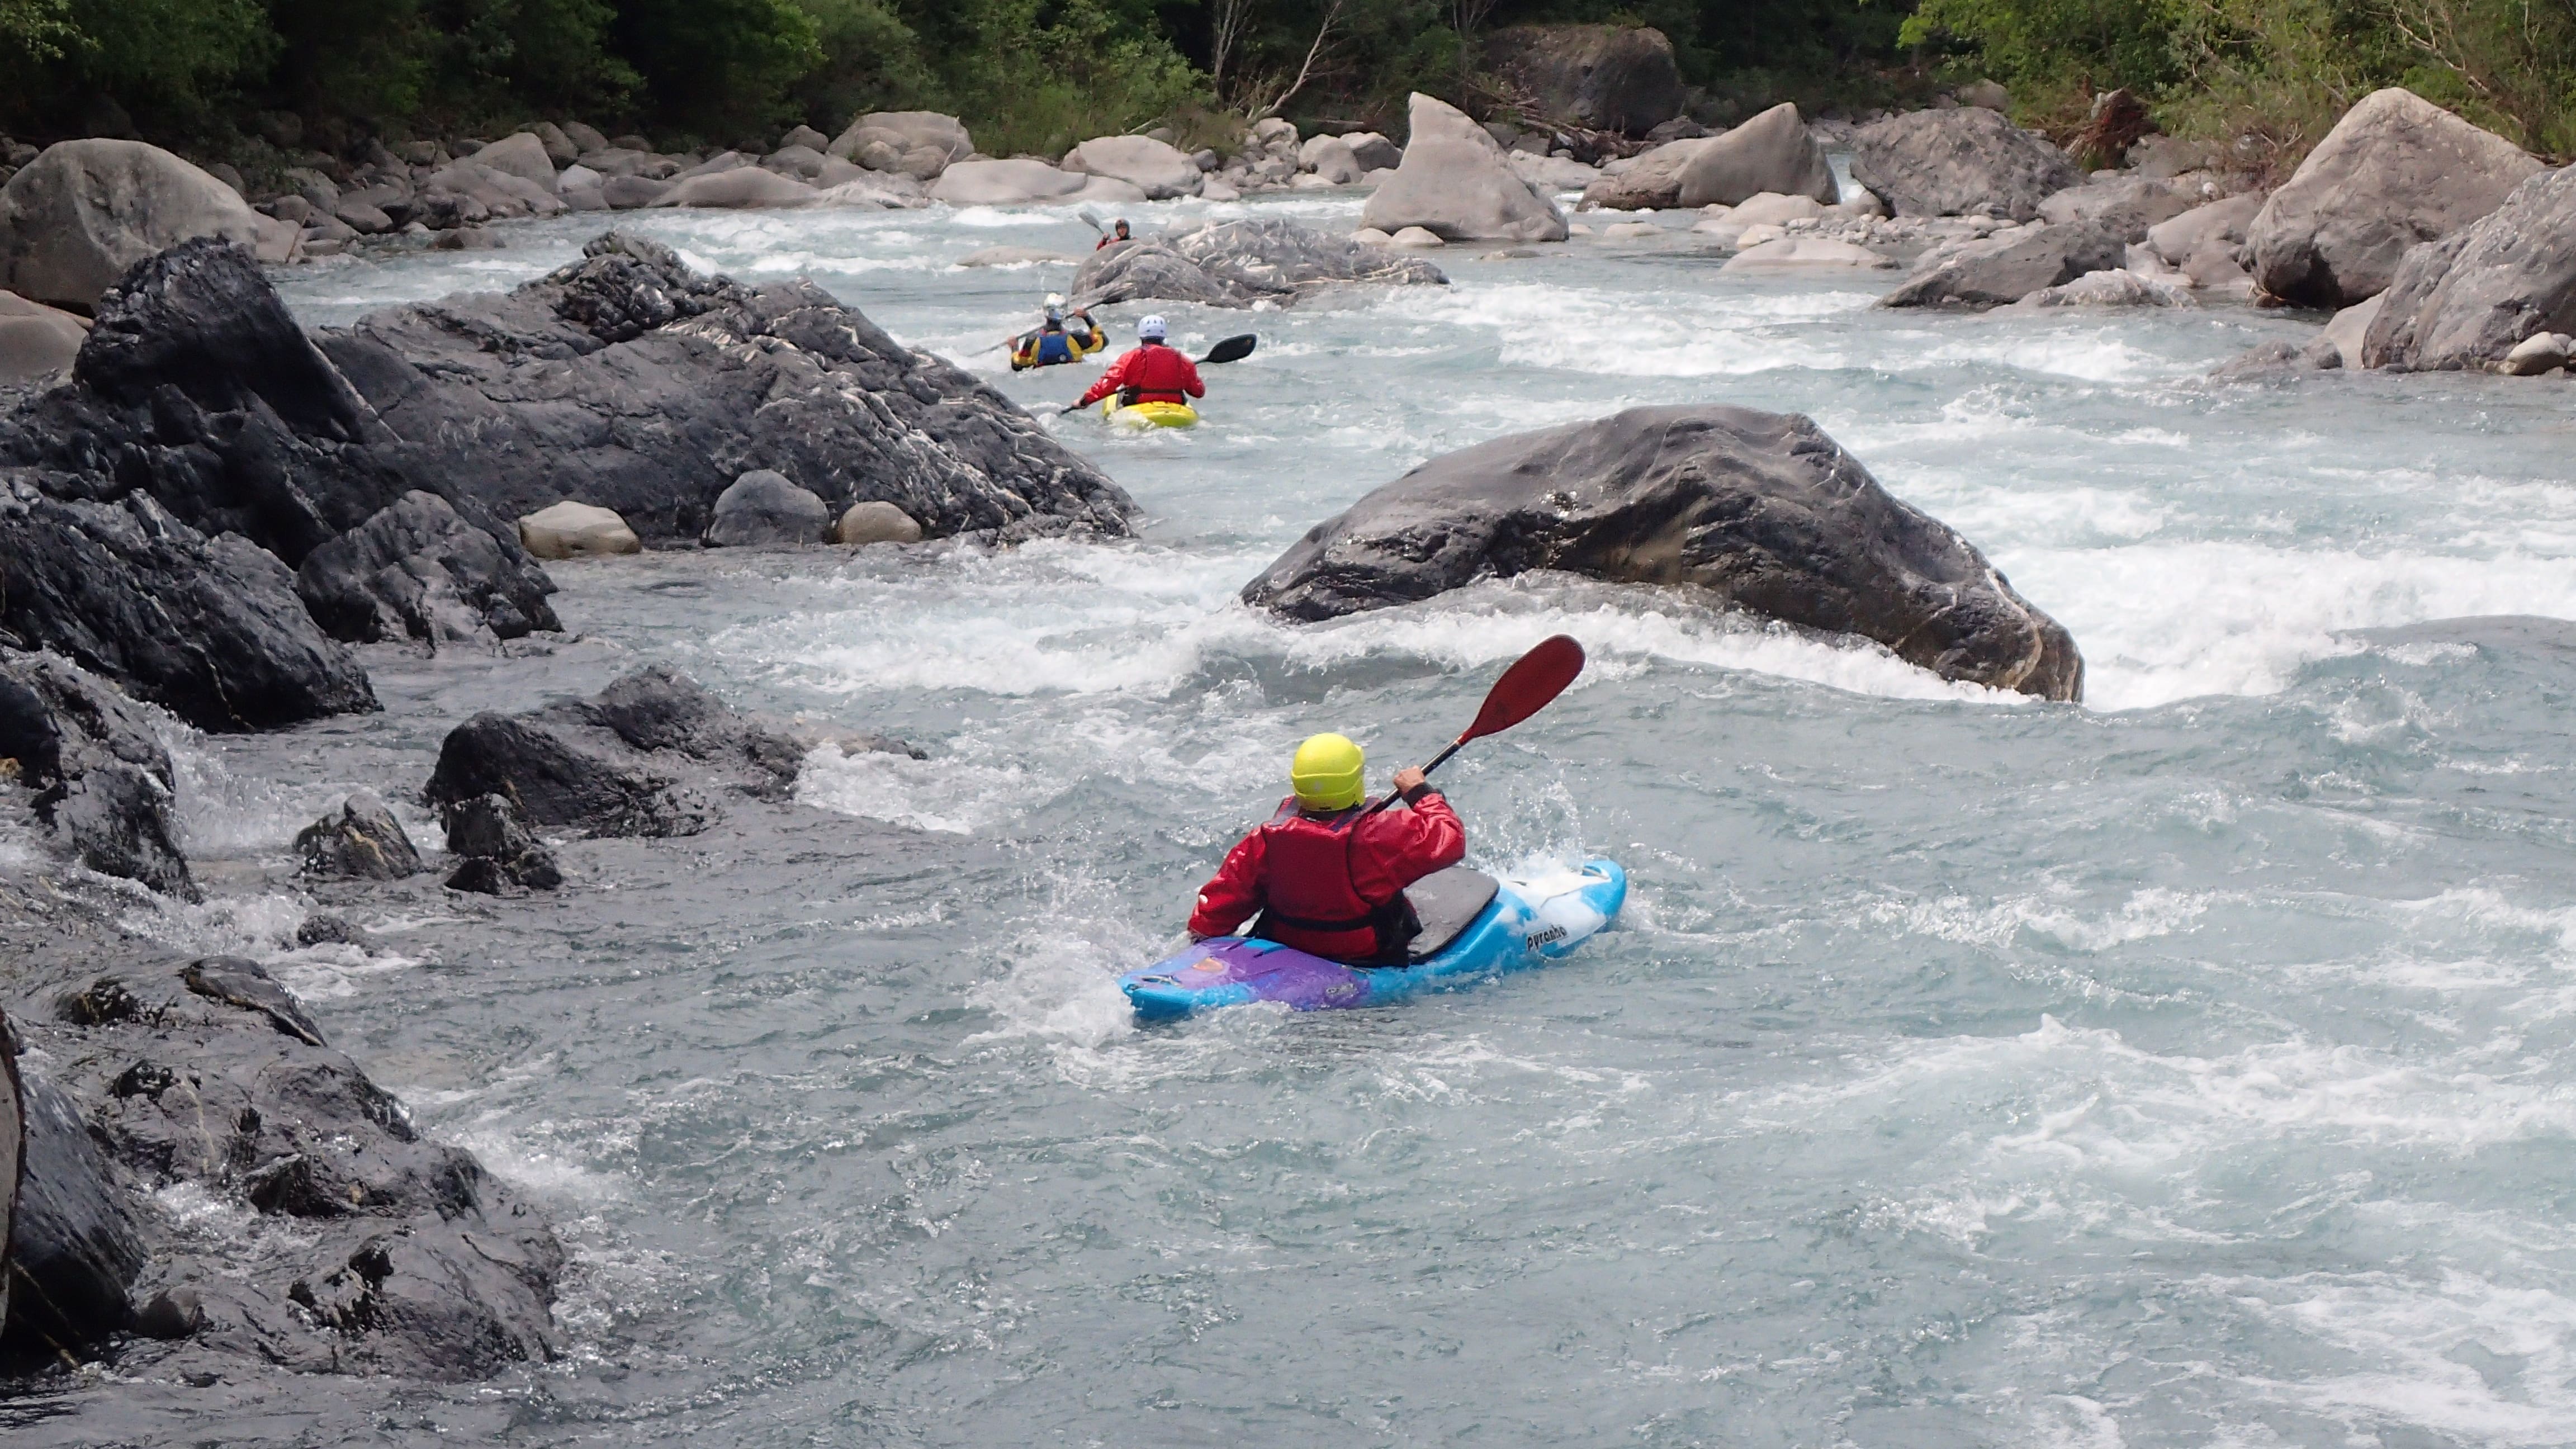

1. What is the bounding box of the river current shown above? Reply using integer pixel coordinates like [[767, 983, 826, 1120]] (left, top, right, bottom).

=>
[[73, 192, 2576, 1445]]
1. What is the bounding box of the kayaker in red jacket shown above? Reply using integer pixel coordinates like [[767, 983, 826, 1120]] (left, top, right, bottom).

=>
[[1187, 733, 1466, 964], [1077, 315, 1205, 409]]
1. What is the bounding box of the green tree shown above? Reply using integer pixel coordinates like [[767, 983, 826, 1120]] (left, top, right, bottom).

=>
[[610, 0, 823, 141]]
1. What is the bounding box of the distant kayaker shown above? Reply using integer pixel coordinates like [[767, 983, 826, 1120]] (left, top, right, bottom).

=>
[[1077, 315, 1205, 410], [1096, 218, 1131, 250], [1187, 733, 1466, 965], [1008, 295, 1105, 371]]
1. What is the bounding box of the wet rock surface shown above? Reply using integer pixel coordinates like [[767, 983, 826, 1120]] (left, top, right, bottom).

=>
[[1880, 222, 2126, 310], [322, 232, 1134, 543], [1070, 218, 1447, 310], [0, 650, 193, 897], [440, 794, 561, 894], [1242, 404, 2083, 700], [295, 791, 424, 881], [296, 490, 561, 647]]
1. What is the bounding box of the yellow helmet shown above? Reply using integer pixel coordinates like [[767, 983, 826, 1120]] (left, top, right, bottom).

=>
[[1290, 733, 1365, 811]]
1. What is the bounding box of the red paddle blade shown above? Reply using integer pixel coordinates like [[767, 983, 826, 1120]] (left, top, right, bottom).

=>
[[1461, 635, 1585, 744]]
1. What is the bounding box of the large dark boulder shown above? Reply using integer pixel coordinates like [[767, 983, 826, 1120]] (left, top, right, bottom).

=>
[[1483, 25, 1686, 136], [1879, 223, 2127, 310], [1850, 108, 2083, 222], [0, 650, 193, 897], [1, 1016, 17, 1338], [424, 709, 711, 838], [3, 1065, 145, 1356], [1243, 406, 2083, 700], [440, 794, 562, 894], [1069, 217, 1446, 310], [320, 232, 1135, 543], [0, 491, 377, 732], [2248, 88, 2540, 309], [2363, 163, 2576, 371], [295, 489, 560, 646], [20, 951, 564, 1380]]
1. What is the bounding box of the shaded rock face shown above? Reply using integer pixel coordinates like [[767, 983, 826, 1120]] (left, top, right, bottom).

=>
[[704, 469, 830, 547], [3, 1065, 146, 1356], [423, 664, 854, 836], [0, 140, 266, 310], [0, 1017, 15, 1336], [1069, 218, 1447, 309], [1242, 405, 2083, 700], [2364, 163, 2576, 371], [2249, 88, 2541, 309], [295, 791, 424, 881], [1880, 224, 2126, 310], [439, 794, 561, 894], [1675, 104, 1836, 209], [296, 490, 561, 647], [1850, 108, 2083, 222], [12, 951, 562, 1380], [319, 233, 1133, 544], [1484, 25, 1686, 136], [0, 650, 193, 898], [0, 490, 378, 732], [1362, 94, 1570, 244]]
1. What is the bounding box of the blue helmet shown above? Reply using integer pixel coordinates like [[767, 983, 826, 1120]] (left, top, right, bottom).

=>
[[1138, 314, 1167, 342]]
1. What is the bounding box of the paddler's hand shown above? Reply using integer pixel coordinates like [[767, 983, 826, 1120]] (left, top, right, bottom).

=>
[[1393, 766, 1431, 802]]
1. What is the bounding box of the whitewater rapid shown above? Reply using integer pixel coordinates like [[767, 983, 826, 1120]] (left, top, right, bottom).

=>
[[87, 191, 2576, 1447]]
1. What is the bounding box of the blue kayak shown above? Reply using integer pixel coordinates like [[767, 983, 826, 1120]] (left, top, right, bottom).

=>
[[1121, 859, 1627, 1019]]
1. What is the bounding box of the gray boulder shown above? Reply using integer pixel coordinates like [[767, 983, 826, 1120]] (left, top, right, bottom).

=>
[[0, 140, 266, 309], [650, 168, 818, 209], [704, 468, 831, 546], [1879, 223, 2127, 310], [1850, 108, 2083, 222], [927, 158, 1087, 205], [1675, 103, 1836, 209], [295, 790, 425, 880], [0, 650, 194, 897], [0, 287, 88, 382], [1361, 93, 1569, 243], [1344, 132, 1403, 172], [2362, 163, 2576, 371], [295, 490, 561, 647], [829, 111, 973, 168], [1242, 405, 2082, 700], [1300, 135, 1366, 186], [1483, 25, 1685, 135], [2035, 175, 2197, 243], [440, 794, 561, 894], [1063, 135, 1202, 199], [2146, 192, 2265, 267], [2248, 87, 2541, 308], [470, 134, 558, 192], [599, 173, 672, 208], [1069, 217, 1447, 309], [1579, 136, 1718, 211]]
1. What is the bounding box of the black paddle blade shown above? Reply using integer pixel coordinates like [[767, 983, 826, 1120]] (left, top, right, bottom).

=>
[[1198, 333, 1258, 366], [1463, 635, 1585, 744]]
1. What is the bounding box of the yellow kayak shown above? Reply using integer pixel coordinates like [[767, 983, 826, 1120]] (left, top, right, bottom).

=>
[[1102, 399, 1199, 429]]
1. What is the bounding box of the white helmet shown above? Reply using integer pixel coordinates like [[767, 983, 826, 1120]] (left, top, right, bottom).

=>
[[1138, 314, 1167, 341]]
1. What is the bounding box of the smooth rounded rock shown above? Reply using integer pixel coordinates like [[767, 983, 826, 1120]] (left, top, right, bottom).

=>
[[1675, 103, 1836, 209], [1362, 94, 1568, 244], [705, 470, 831, 547], [651, 168, 817, 209], [836, 501, 925, 546], [519, 501, 641, 559], [929, 159, 1087, 206], [0, 287, 89, 381], [0, 140, 266, 309], [1063, 135, 1202, 200]]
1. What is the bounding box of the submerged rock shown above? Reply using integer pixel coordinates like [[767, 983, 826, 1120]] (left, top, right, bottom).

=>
[[1879, 223, 2126, 310], [2249, 88, 2540, 309], [440, 794, 562, 894], [2363, 163, 2576, 371], [1069, 217, 1447, 309], [423, 664, 896, 837], [0, 650, 195, 898], [295, 790, 425, 881], [1849, 108, 2083, 222], [1242, 405, 2083, 700]]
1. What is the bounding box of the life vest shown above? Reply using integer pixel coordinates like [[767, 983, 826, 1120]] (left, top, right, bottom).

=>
[[1249, 801, 1421, 964], [1114, 343, 1200, 406], [1010, 324, 1101, 371]]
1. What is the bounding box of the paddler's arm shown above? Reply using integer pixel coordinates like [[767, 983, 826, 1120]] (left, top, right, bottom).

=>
[[1186, 827, 1268, 941], [1384, 771, 1465, 870], [1076, 351, 1129, 407]]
